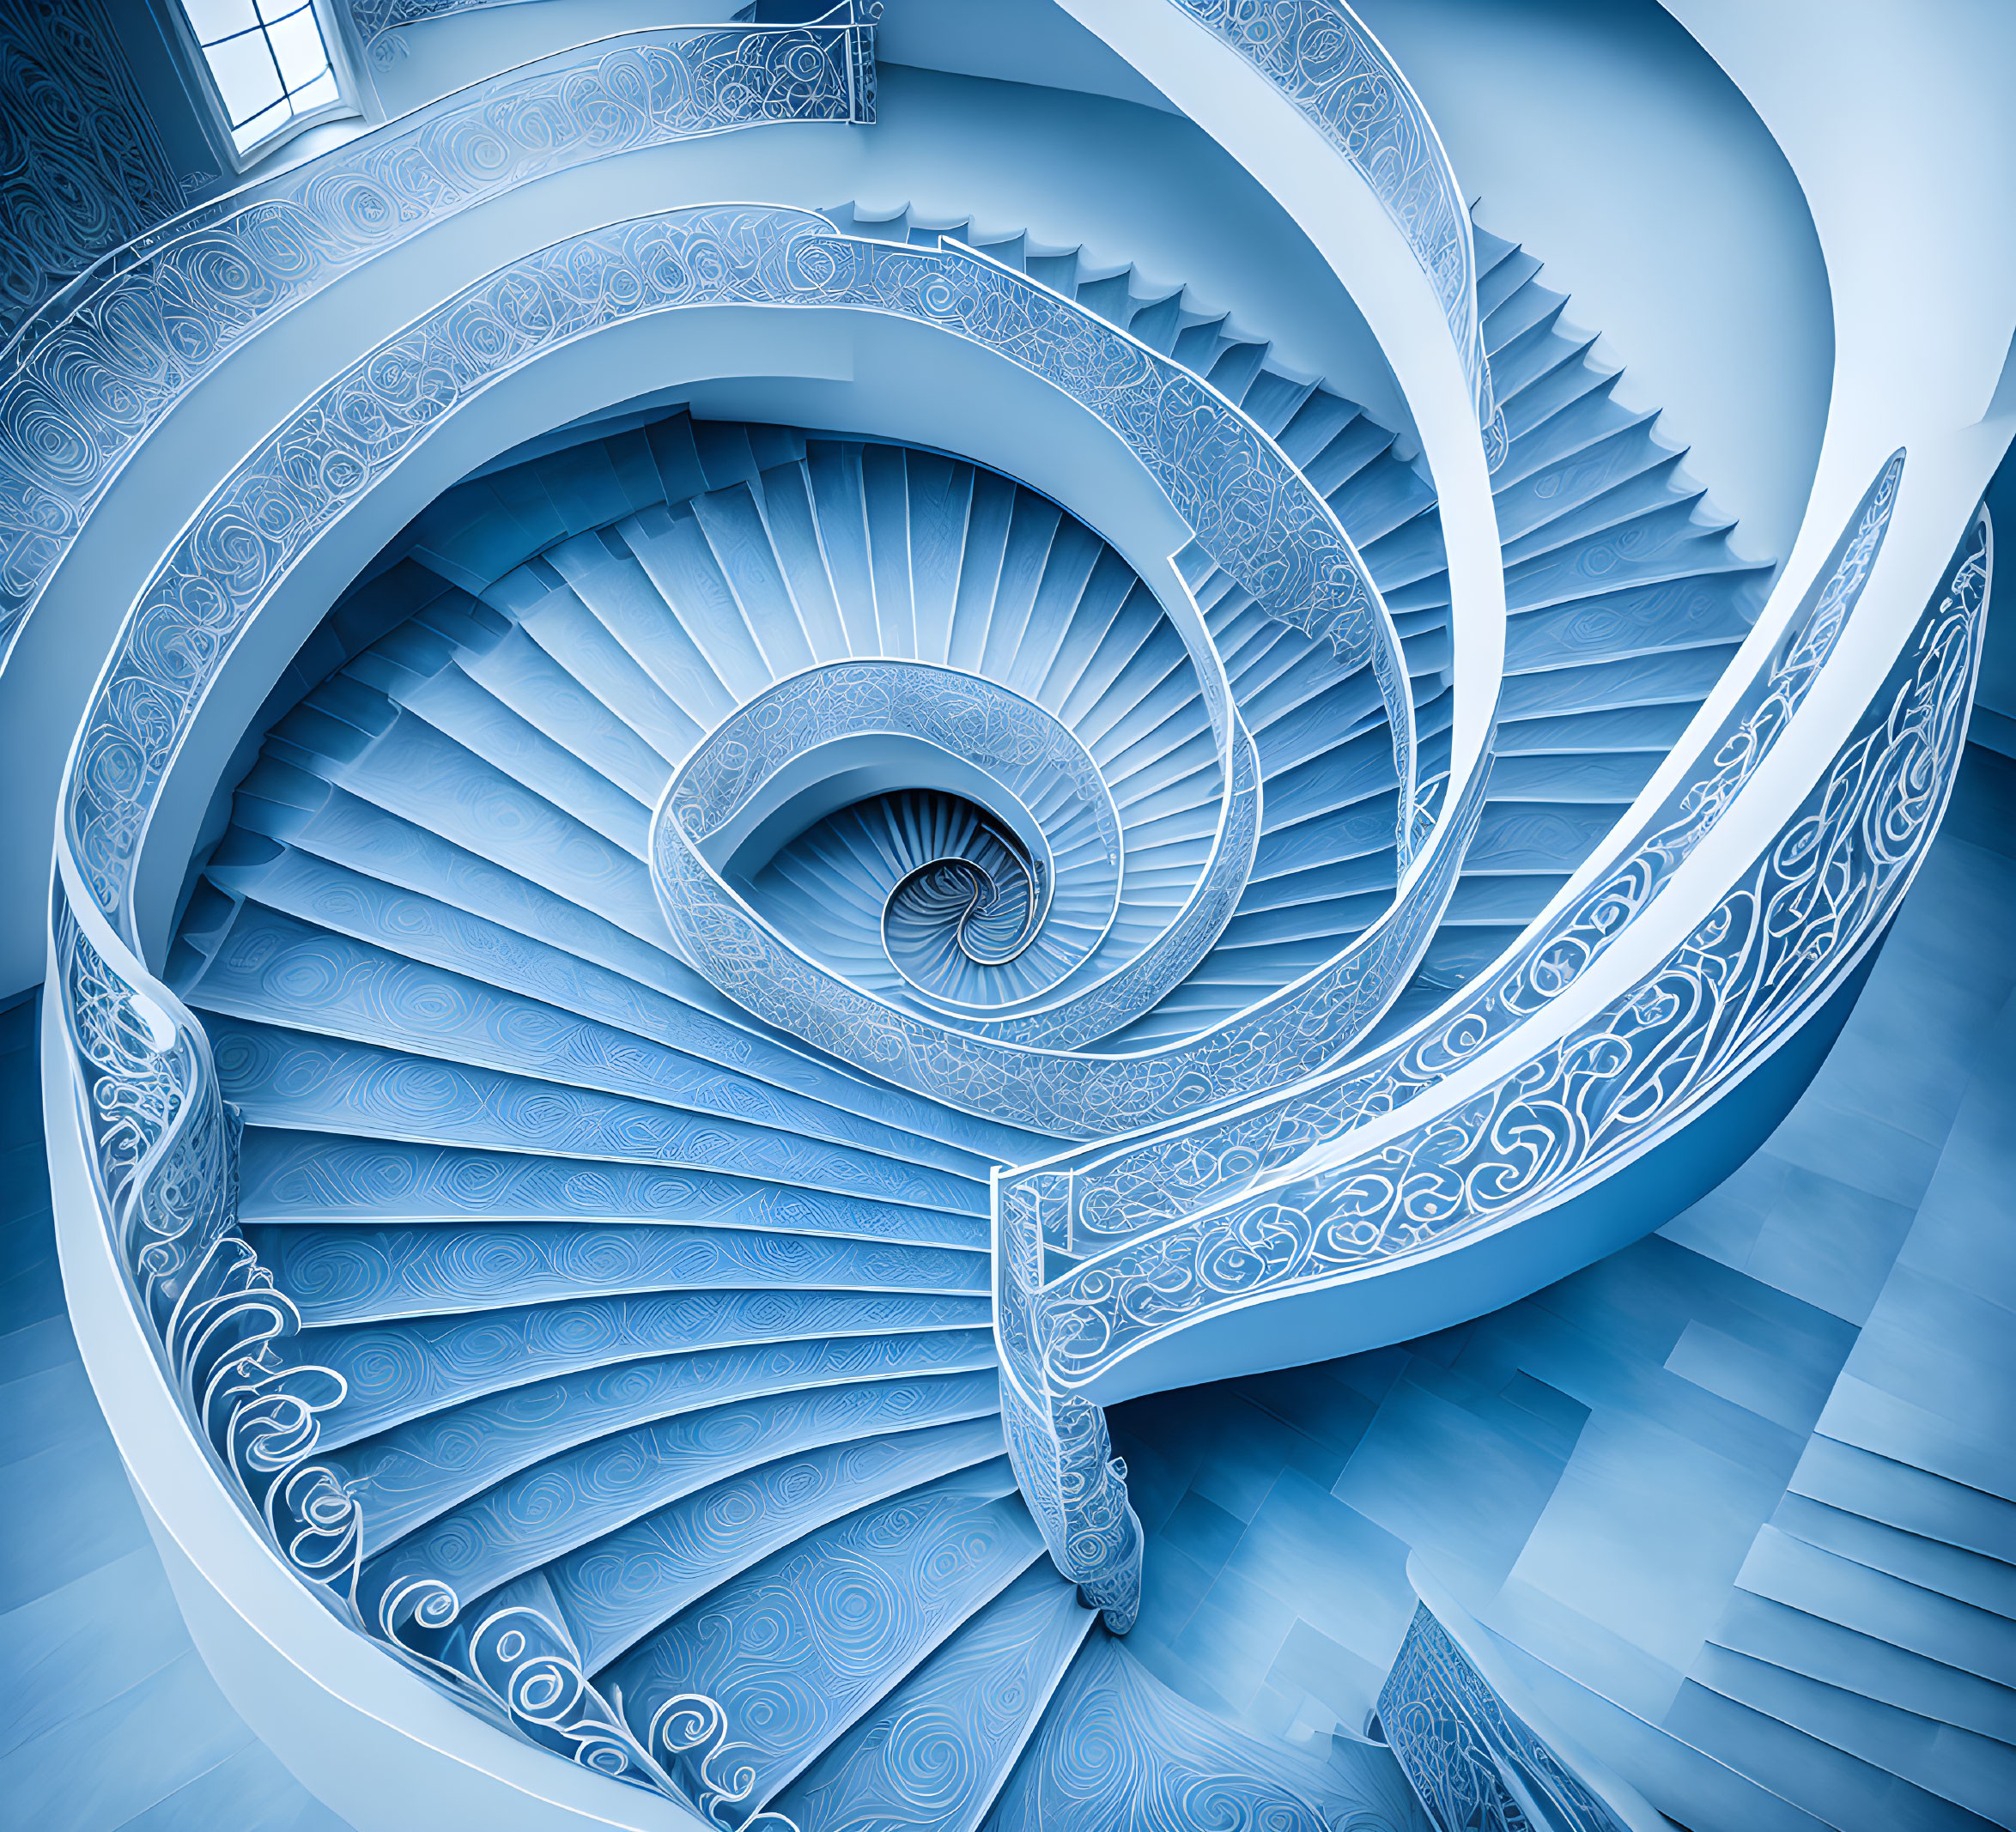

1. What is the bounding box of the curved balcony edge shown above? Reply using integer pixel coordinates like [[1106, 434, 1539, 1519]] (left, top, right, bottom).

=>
[[0, 15, 880, 674]]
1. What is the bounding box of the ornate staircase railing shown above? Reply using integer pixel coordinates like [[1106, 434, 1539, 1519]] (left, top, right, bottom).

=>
[[1165, 0, 1505, 467], [999, 452, 1909, 1242], [0, 9, 879, 672], [991, 468, 1988, 1622]]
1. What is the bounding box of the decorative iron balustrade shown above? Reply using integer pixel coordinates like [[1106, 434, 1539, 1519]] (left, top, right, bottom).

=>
[[665, 660, 1123, 1011], [53, 858, 716, 1805], [1021, 503, 1986, 1397], [1381, 1595, 1643, 1832], [1167, 0, 1505, 466], [996, 452, 1908, 1249], [0, 15, 877, 670]]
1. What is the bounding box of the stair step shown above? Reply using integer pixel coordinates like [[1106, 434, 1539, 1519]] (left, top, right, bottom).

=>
[[774, 1563, 1093, 1832], [558, 1416, 1010, 1671], [356, 1368, 1005, 1598], [606, 1465, 1044, 1813]]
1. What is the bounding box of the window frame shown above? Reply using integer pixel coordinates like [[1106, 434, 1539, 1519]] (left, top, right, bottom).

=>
[[163, 0, 363, 171]]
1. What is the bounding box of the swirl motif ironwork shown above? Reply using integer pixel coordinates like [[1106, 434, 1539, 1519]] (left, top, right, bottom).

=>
[[0, 0, 178, 345], [57, 853, 733, 1807], [377, 1576, 686, 1796], [1169, 0, 1504, 464], [650, 1693, 802, 1830], [1027, 505, 1987, 1392], [55, 868, 366, 1628], [1379, 1604, 1630, 1832], [0, 20, 875, 668], [999, 452, 1909, 1247], [669, 661, 1121, 1009]]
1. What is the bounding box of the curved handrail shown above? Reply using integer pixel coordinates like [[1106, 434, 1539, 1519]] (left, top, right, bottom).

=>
[[0, 15, 876, 670], [1026, 504, 1988, 1399], [979, 496, 1983, 1624], [1165, 0, 1504, 467], [999, 452, 1908, 1247], [60, 205, 1410, 919], [653, 689, 1262, 1124], [667, 661, 1123, 1014], [52, 851, 706, 1806], [884, 853, 1040, 976]]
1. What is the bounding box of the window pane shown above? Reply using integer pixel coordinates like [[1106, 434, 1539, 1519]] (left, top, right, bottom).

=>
[[182, 0, 348, 155], [206, 28, 282, 126], [265, 7, 330, 91], [231, 95, 289, 151], [289, 68, 337, 113], [183, 0, 258, 42]]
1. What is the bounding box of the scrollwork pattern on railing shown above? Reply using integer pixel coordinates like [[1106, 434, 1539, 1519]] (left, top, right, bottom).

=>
[[376, 1576, 696, 1798], [55, 866, 367, 1620], [995, 1156, 1140, 1629], [1168, 0, 1504, 464], [58, 859, 766, 1810], [649, 1693, 800, 1830], [1025, 502, 1986, 1392], [0, 21, 875, 668], [995, 452, 1908, 1245], [1379, 1603, 1631, 1832], [668, 660, 1123, 1008]]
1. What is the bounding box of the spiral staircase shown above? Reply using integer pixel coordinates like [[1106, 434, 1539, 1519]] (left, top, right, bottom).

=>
[[5, 3, 2014, 1830]]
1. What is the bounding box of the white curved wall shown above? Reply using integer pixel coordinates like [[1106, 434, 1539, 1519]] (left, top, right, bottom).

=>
[[877, 0, 1176, 116], [1352, 0, 1833, 573]]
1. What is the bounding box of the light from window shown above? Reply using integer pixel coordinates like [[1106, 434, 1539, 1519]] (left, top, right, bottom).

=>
[[180, 1, 342, 154]]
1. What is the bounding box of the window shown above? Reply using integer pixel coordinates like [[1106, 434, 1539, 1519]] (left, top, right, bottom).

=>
[[176, 1, 353, 161]]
